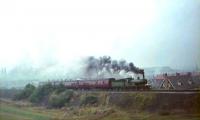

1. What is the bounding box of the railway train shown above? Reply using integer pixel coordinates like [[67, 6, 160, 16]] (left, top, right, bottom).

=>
[[40, 72, 150, 91]]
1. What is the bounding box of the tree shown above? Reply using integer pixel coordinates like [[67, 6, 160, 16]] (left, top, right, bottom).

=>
[[29, 83, 54, 103], [14, 84, 35, 100], [48, 90, 73, 108]]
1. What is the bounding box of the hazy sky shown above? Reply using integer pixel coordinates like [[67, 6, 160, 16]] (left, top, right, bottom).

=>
[[0, 0, 200, 70]]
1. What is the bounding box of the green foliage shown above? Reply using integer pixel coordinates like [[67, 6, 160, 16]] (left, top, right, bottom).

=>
[[26, 82, 73, 107], [48, 90, 73, 108], [0, 88, 22, 99], [113, 93, 155, 110], [133, 93, 155, 110], [54, 83, 66, 93], [81, 95, 98, 105], [0, 102, 52, 120], [14, 84, 35, 100], [29, 83, 54, 103]]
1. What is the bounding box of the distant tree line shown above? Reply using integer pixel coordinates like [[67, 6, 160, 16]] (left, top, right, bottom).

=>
[[13, 83, 72, 108], [13, 83, 98, 108]]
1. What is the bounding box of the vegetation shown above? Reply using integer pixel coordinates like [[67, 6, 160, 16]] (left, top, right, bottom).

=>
[[0, 102, 51, 120], [54, 83, 66, 93], [2, 83, 200, 120], [1, 101, 200, 120], [81, 95, 98, 106], [12, 83, 74, 108], [48, 90, 73, 108], [14, 84, 35, 100], [110, 93, 155, 110], [29, 83, 54, 103], [0, 88, 22, 99]]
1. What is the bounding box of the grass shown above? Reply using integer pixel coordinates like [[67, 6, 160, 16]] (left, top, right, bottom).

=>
[[102, 111, 200, 120], [0, 99, 200, 120], [0, 101, 67, 120], [0, 103, 51, 120]]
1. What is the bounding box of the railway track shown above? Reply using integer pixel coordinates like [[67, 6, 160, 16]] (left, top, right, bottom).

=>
[[76, 89, 200, 94]]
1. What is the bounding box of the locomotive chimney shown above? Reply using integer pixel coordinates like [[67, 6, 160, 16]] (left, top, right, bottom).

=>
[[142, 69, 145, 79]]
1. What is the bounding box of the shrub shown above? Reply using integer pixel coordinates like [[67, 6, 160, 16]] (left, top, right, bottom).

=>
[[48, 90, 73, 108], [133, 93, 155, 110], [0, 88, 22, 99], [14, 84, 35, 100], [29, 83, 54, 103], [54, 83, 66, 94], [81, 95, 98, 106], [110, 93, 155, 110]]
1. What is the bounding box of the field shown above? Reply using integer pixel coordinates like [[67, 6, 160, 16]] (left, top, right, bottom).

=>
[[0, 100, 65, 120], [0, 99, 200, 120]]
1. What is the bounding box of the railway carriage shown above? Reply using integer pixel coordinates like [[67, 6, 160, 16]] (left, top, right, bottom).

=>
[[40, 69, 149, 90], [40, 77, 150, 91]]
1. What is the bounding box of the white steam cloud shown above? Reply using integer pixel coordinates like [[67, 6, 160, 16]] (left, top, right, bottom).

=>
[[0, 0, 200, 87]]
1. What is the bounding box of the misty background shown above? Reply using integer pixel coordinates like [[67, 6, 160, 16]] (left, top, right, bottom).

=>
[[0, 0, 200, 88]]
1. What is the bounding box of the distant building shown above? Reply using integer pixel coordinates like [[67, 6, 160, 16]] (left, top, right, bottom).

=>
[[153, 72, 200, 90], [1, 67, 7, 74]]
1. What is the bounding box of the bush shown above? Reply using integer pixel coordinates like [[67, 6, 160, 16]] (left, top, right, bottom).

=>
[[109, 93, 155, 110], [48, 90, 73, 108], [0, 88, 22, 99], [29, 83, 54, 103], [54, 83, 66, 94], [133, 93, 155, 110], [14, 82, 74, 107], [81, 95, 98, 106], [14, 84, 35, 100]]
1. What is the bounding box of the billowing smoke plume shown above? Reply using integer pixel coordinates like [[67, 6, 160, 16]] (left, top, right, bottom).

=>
[[0, 55, 144, 88], [82, 56, 144, 79]]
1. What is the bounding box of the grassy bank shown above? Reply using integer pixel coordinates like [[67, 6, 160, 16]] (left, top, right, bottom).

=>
[[1, 99, 200, 120], [0, 103, 50, 120], [1, 84, 200, 120], [0, 100, 66, 120]]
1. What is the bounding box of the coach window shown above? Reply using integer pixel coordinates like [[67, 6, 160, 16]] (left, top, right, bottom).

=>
[[188, 80, 193, 85], [178, 81, 182, 86]]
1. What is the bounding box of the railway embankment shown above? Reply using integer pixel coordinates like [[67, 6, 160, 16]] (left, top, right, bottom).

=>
[[1, 85, 199, 114], [1, 87, 200, 120], [69, 91, 200, 114]]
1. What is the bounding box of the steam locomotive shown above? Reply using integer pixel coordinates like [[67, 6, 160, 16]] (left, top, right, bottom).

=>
[[40, 71, 150, 91]]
